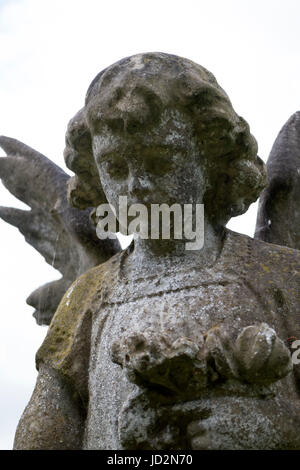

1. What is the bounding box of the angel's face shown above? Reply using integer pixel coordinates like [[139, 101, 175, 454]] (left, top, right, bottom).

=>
[[89, 107, 206, 215]]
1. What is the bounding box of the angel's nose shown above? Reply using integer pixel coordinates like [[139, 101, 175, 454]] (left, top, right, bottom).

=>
[[128, 172, 153, 197]]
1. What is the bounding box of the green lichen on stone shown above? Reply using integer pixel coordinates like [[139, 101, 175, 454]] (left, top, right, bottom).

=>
[[36, 252, 121, 372]]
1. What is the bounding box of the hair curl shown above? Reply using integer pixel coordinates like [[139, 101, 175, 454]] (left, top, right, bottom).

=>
[[64, 108, 106, 209]]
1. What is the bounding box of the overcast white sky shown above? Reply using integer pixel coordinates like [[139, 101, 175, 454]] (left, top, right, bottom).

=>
[[0, 0, 299, 450]]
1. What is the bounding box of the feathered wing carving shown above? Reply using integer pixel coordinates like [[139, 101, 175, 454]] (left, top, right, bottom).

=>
[[255, 111, 300, 250], [0, 136, 120, 325]]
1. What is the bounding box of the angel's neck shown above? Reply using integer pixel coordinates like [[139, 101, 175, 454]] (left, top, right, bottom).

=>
[[129, 222, 224, 272]]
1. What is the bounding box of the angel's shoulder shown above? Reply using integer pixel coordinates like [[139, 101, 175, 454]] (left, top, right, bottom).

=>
[[53, 248, 122, 322], [249, 235, 300, 276], [227, 229, 299, 298], [35, 250, 123, 401], [241, 233, 300, 301]]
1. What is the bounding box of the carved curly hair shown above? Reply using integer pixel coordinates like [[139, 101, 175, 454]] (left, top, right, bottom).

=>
[[64, 53, 266, 226]]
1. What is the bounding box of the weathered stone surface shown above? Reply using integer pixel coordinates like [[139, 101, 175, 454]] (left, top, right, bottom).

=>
[[255, 111, 300, 249], [8, 53, 300, 449], [13, 364, 85, 450]]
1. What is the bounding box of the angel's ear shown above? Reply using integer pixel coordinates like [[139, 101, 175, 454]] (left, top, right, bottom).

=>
[[67, 174, 108, 210]]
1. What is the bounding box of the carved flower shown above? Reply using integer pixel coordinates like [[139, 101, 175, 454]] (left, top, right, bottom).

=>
[[110, 330, 207, 394]]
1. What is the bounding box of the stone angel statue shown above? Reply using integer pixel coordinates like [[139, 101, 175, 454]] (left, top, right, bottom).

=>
[[1, 53, 300, 450]]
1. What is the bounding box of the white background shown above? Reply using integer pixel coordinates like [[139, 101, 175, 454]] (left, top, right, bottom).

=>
[[0, 0, 299, 449]]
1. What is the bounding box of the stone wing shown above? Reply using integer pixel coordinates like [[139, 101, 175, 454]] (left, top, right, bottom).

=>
[[0, 136, 120, 325], [255, 112, 300, 250]]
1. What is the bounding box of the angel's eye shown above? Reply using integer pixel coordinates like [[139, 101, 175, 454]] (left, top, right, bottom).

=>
[[103, 156, 128, 180], [144, 151, 174, 175]]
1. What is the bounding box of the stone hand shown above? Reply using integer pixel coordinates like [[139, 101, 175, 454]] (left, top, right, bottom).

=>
[[186, 395, 300, 450]]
